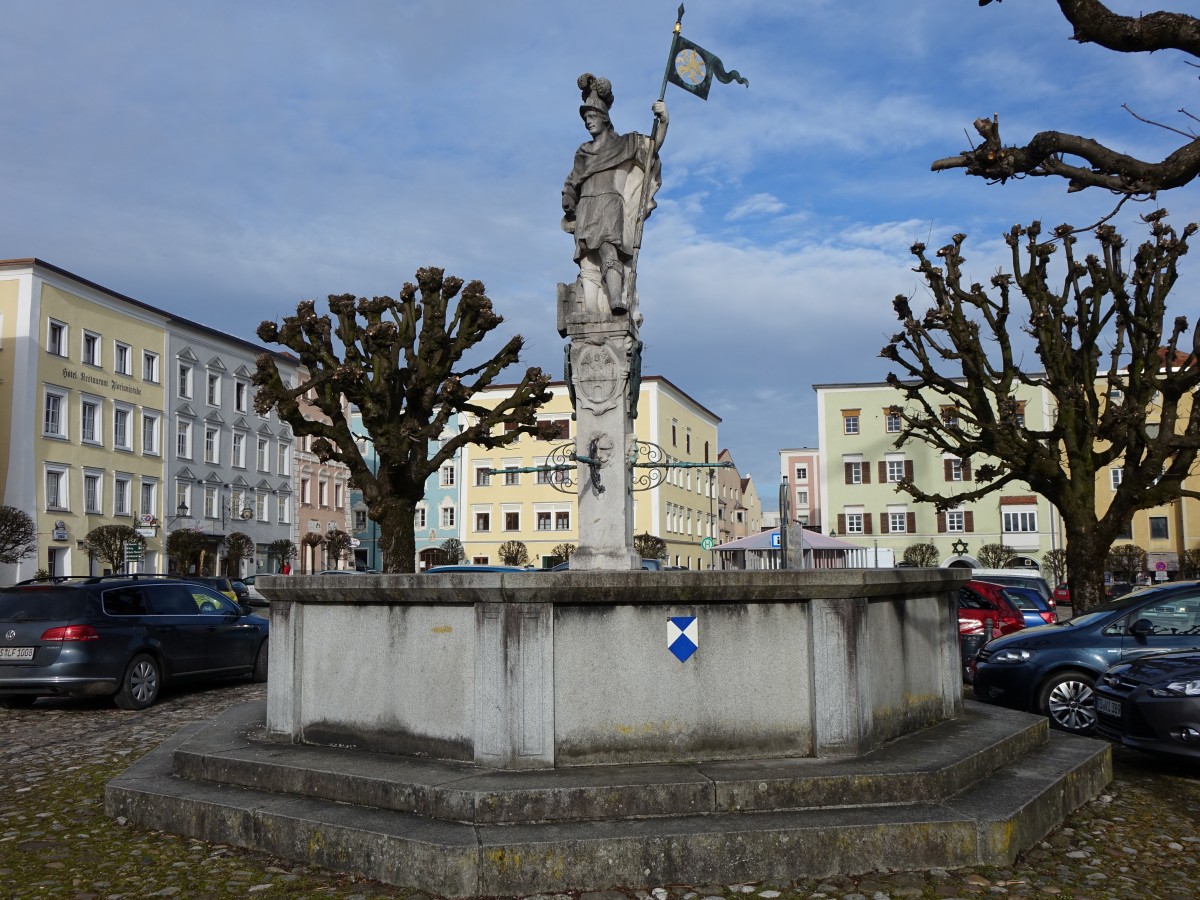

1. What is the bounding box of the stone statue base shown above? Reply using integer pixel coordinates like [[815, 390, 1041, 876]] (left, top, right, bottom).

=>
[[559, 281, 640, 571]]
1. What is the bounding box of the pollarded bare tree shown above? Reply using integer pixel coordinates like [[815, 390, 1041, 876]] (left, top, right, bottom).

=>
[[82, 524, 143, 573], [902, 542, 940, 568], [255, 268, 556, 573], [933, 3, 1200, 197], [882, 213, 1200, 612]]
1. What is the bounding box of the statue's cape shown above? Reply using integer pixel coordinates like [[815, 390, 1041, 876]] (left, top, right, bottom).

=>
[[563, 129, 661, 227]]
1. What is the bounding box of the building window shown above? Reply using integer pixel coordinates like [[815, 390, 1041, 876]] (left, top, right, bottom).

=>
[[82, 331, 100, 366], [318, 480, 328, 508], [671, 420, 677, 446], [277, 443, 291, 475], [842, 410, 860, 435], [845, 461, 863, 485], [941, 406, 960, 428], [354, 509, 368, 532], [140, 481, 157, 519], [537, 511, 552, 531], [203, 485, 217, 519], [414, 507, 427, 529], [797, 490, 809, 505], [47, 320, 67, 356], [440, 464, 455, 487], [142, 413, 160, 455], [845, 512, 864, 534], [232, 432, 246, 467], [300, 478, 311, 505], [235, 381, 249, 413], [114, 342, 132, 376], [948, 459, 963, 482], [114, 476, 131, 516], [207, 372, 221, 406], [84, 471, 102, 514], [1150, 516, 1169, 540], [686, 430, 692, 454], [886, 460, 905, 483], [257, 493, 269, 522], [1110, 469, 1123, 490], [475, 466, 492, 487], [175, 420, 192, 459], [555, 511, 570, 530], [795, 464, 808, 482], [504, 511, 520, 531], [257, 437, 269, 472], [334, 483, 344, 509], [113, 406, 132, 451], [1002, 509, 1038, 533], [946, 510, 965, 532], [44, 389, 67, 438], [45, 467, 67, 510], [885, 410, 901, 433], [143, 351, 159, 383], [504, 467, 519, 486], [888, 511, 909, 533], [81, 399, 100, 444], [441, 507, 455, 529], [278, 495, 291, 525], [178, 363, 192, 399], [475, 512, 491, 532], [175, 483, 191, 522]]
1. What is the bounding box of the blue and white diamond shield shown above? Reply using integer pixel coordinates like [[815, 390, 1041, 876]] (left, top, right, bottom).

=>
[[667, 616, 698, 663]]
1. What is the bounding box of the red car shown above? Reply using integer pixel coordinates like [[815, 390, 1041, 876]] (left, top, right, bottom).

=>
[[1052, 583, 1070, 605], [958, 580, 1026, 639]]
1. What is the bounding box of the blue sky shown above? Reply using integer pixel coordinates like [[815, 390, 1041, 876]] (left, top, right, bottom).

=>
[[4, 1, 1198, 511]]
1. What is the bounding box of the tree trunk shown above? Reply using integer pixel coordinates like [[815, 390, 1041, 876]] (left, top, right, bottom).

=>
[[373, 495, 418, 574], [1062, 521, 1108, 614]]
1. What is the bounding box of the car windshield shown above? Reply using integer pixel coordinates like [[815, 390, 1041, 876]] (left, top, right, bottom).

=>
[[1064, 586, 1180, 628], [0, 589, 88, 621]]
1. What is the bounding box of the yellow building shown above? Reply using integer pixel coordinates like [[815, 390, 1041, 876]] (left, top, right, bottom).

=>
[[0, 260, 169, 579], [462, 376, 721, 569]]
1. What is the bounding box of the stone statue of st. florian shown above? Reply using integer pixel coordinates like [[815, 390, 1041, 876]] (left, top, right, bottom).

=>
[[558, 73, 668, 570]]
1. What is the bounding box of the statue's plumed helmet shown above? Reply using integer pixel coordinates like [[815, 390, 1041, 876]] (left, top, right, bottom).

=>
[[578, 73, 613, 121]]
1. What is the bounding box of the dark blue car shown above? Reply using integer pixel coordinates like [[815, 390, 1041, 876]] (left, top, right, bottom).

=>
[[0, 574, 269, 710], [972, 580, 1200, 734]]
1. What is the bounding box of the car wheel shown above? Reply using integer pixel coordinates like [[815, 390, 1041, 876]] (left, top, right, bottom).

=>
[[252, 640, 268, 683], [0, 696, 36, 709], [114, 654, 162, 710], [1038, 669, 1096, 734]]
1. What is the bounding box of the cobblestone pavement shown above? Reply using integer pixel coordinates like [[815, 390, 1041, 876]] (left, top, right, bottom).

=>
[[2, 680, 1199, 899]]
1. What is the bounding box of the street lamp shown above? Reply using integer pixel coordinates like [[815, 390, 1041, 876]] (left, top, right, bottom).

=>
[[166, 501, 191, 529]]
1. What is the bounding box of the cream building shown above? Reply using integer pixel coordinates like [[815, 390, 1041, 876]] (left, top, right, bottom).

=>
[[462, 376, 721, 569]]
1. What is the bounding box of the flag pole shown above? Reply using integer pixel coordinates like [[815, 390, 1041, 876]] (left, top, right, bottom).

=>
[[621, 5, 683, 315]]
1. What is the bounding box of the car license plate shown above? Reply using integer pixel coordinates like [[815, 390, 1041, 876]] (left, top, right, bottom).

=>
[[1095, 695, 1122, 718], [0, 647, 34, 661]]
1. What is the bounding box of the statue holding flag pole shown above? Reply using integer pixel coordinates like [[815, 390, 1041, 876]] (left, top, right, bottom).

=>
[[558, 5, 746, 570]]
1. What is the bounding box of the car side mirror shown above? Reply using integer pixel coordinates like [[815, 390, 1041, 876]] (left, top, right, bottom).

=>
[[1129, 618, 1155, 637], [239, 602, 254, 617]]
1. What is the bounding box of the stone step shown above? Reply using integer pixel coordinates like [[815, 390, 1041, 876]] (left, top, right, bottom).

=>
[[167, 700, 1050, 825], [106, 708, 1110, 897]]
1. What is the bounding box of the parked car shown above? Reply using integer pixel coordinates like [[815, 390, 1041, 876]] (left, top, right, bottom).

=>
[[422, 565, 530, 573], [550, 559, 665, 571], [185, 575, 239, 602], [0, 574, 270, 710], [958, 580, 1026, 637], [1053, 583, 1071, 604], [985, 582, 1058, 627], [964, 568, 1055, 608], [972, 580, 1200, 734], [1093, 650, 1200, 760], [240, 575, 267, 606]]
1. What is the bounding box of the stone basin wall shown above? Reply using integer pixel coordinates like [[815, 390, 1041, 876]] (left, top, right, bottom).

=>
[[260, 569, 967, 769]]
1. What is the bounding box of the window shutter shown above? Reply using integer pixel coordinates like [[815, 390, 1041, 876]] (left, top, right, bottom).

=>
[[904, 460, 914, 481], [862, 462, 871, 484], [963, 460, 973, 482], [879, 513, 889, 534], [937, 512, 946, 533], [878, 461, 887, 483], [844, 463, 853, 485], [944, 460, 952, 481], [907, 512, 916, 533], [837, 513, 846, 533], [863, 515, 873, 535], [964, 511, 974, 532]]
